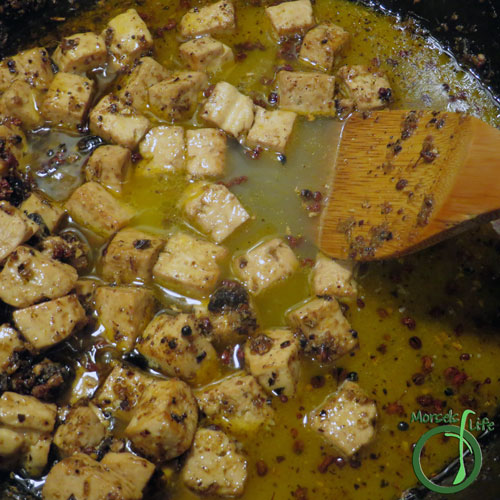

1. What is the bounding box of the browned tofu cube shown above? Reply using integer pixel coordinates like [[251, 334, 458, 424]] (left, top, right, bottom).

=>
[[312, 253, 357, 298], [148, 71, 208, 122], [186, 128, 226, 178], [299, 23, 350, 71], [277, 70, 336, 115], [0, 47, 53, 92], [0, 324, 28, 375], [103, 9, 154, 70], [337, 65, 392, 111], [38, 234, 90, 273], [179, 36, 234, 72], [13, 294, 86, 350], [20, 192, 66, 234], [85, 145, 132, 193], [89, 94, 150, 149], [65, 182, 134, 237], [101, 228, 165, 284], [179, 0, 236, 38], [117, 57, 170, 112], [94, 286, 156, 351], [0, 81, 43, 129], [52, 32, 108, 73], [0, 122, 27, 176], [246, 106, 296, 152], [41, 72, 94, 130], [265, 0, 315, 36]]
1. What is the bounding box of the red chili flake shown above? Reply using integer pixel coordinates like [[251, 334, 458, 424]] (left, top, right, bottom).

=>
[[285, 235, 303, 248], [422, 356, 434, 374], [399, 50, 410, 57], [401, 317, 416, 330], [156, 20, 177, 36], [377, 308, 389, 318], [138, 12, 152, 21], [219, 175, 248, 189], [385, 401, 405, 416], [180, 0, 191, 8], [276, 64, 294, 72], [376, 344, 387, 354], [356, 298, 365, 308], [293, 487, 308, 500], [310, 375, 325, 388], [276, 456, 285, 463], [396, 179, 408, 190], [444, 366, 468, 387], [300, 258, 314, 267], [280, 394, 288, 403], [244, 146, 262, 159], [313, 191, 323, 202], [203, 84, 215, 98], [131, 152, 143, 163], [306, 202, 322, 213], [412, 373, 426, 385], [235, 52, 248, 62], [256, 460, 268, 476], [460, 353, 471, 361], [220, 348, 231, 365], [290, 428, 298, 439], [293, 440, 304, 454], [317, 455, 335, 473], [416, 394, 434, 407]]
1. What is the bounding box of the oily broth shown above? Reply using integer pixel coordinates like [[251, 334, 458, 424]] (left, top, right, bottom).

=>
[[10, 0, 500, 499]]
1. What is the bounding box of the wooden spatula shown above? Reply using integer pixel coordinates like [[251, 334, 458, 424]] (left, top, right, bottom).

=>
[[318, 110, 500, 260]]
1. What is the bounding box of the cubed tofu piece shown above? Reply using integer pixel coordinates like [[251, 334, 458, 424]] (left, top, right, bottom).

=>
[[21, 192, 66, 234], [233, 238, 299, 295], [0, 324, 28, 375], [53, 405, 106, 457], [0, 392, 56, 432], [0, 245, 78, 308], [94, 286, 156, 351], [69, 365, 100, 405], [179, 36, 234, 72], [0, 122, 27, 175], [101, 228, 165, 284], [309, 381, 377, 456], [246, 106, 296, 153], [312, 253, 357, 298], [125, 379, 198, 462], [137, 126, 185, 175], [96, 364, 151, 413], [0, 47, 53, 92], [136, 312, 218, 383], [277, 70, 335, 115], [13, 294, 86, 350], [89, 94, 151, 149], [117, 57, 170, 112], [244, 329, 300, 397], [286, 296, 358, 362], [65, 182, 134, 237], [52, 32, 108, 74], [299, 23, 350, 71], [337, 65, 392, 111], [103, 9, 154, 70], [186, 128, 226, 178], [200, 81, 254, 138], [0, 428, 24, 458], [148, 71, 208, 122], [85, 145, 132, 193], [153, 231, 227, 296], [179, 0, 236, 38], [0, 201, 39, 262], [265, 0, 315, 36], [196, 373, 275, 435], [43, 452, 154, 500], [184, 182, 249, 242], [183, 428, 247, 497], [0, 80, 44, 129], [41, 72, 94, 130]]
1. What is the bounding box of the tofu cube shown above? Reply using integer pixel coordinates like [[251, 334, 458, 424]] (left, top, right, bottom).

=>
[[53, 405, 106, 457], [309, 381, 377, 456], [312, 253, 357, 298], [179, 0, 236, 38], [0, 392, 56, 432], [246, 106, 296, 152], [184, 182, 249, 242], [137, 126, 185, 175], [200, 81, 255, 138], [0, 80, 44, 129], [20, 192, 66, 234], [94, 286, 156, 351], [287, 296, 358, 362], [89, 94, 151, 149], [0, 201, 39, 262], [186, 128, 226, 178], [153, 232, 227, 296], [299, 23, 350, 72], [117, 57, 170, 112], [0, 122, 27, 175], [265, 0, 315, 36], [65, 182, 134, 237], [196, 373, 275, 435], [52, 32, 108, 73], [101, 228, 165, 284], [337, 65, 392, 111], [0, 47, 53, 92], [0, 324, 28, 375], [277, 70, 336, 115], [179, 36, 234, 72], [85, 145, 132, 193], [0, 246, 78, 308], [148, 71, 208, 122], [183, 429, 247, 497], [244, 328, 300, 397], [103, 9, 154, 70], [13, 294, 86, 350], [233, 238, 299, 294], [136, 312, 217, 383], [41, 72, 94, 130], [125, 379, 198, 462]]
